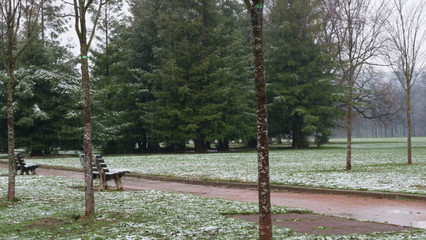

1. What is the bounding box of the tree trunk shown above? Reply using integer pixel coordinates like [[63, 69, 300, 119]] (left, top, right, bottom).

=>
[[6, 67, 16, 201], [81, 46, 95, 216], [406, 84, 412, 165], [217, 140, 229, 152], [292, 120, 308, 149], [194, 137, 206, 153], [246, 1, 272, 239], [346, 95, 353, 171]]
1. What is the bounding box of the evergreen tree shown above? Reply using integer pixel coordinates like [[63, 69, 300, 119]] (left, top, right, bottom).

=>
[[13, 65, 80, 155], [0, 40, 80, 155], [265, 0, 340, 148], [142, 0, 253, 153], [92, 22, 155, 153], [0, 0, 80, 156]]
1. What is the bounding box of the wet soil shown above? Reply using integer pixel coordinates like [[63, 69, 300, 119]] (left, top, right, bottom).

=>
[[231, 213, 412, 235], [2, 163, 426, 234]]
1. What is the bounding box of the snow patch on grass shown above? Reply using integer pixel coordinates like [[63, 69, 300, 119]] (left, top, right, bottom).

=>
[[0, 175, 423, 239], [31, 138, 426, 195]]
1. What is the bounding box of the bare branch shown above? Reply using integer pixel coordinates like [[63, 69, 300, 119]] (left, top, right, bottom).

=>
[[87, 0, 110, 48], [60, 0, 74, 6], [73, 0, 81, 37]]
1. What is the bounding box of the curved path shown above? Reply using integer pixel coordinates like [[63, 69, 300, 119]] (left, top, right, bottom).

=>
[[4, 165, 426, 229]]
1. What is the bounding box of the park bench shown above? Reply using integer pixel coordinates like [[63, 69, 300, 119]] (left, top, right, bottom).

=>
[[14, 153, 40, 175], [79, 154, 130, 190]]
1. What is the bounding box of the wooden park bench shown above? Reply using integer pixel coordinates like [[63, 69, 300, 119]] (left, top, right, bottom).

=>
[[80, 154, 130, 190], [14, 153, 40, 175]]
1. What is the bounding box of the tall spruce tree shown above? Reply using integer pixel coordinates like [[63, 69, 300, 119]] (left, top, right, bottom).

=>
[[139, 0, 252, 153], [92, 20, 154, 153], [265, 0, 339, 148]]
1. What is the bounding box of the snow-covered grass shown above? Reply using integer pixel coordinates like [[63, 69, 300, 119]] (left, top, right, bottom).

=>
[[0, 174, 424, 239], [27, 137, 426, 194]]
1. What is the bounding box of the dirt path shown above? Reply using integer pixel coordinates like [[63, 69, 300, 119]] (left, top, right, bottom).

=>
[[4, 165, 426, 229]]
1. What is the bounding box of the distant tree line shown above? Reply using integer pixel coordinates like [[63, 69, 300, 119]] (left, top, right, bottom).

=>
[[1, 0, 425, 155]]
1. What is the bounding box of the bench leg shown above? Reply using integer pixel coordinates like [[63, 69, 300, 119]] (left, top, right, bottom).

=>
[[113, 175, 124, 190], [98, 174, 108, 191], [98, 181, 108, 191]]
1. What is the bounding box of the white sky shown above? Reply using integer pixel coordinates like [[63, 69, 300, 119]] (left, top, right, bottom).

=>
[[57, 0, 425, 73], [57, 1, 130, 56]]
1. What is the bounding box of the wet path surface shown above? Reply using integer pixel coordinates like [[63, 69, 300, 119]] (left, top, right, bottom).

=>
[[4, 165, 426, 229]]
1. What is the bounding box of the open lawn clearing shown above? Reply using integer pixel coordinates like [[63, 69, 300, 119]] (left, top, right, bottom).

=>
[[0, 172, 424, 239], [28, 137, 426, 195]]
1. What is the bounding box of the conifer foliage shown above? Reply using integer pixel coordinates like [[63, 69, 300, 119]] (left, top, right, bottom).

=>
[[265, 0, 340, 148], [131, 0, 253, 153]]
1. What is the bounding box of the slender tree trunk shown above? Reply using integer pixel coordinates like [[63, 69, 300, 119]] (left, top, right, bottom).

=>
[[346, 104, 352, 170], [6, 66, 16, 201], [346, 91, 353, 171], [406, 84, 412, 165], [81, 45, 95, 216], [41, 0, 45, 42], [246, 1, 272, 239]]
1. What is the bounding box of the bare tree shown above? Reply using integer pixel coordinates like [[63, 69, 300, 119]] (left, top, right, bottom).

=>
[[383, 0, 426, 165], [242, 1, 272, 239], [72, 0, 108, 216], [324, 0, 387, 170], [0, 0, 41, 201]]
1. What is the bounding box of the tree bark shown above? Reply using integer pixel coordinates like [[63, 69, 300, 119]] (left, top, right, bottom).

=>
[[6, 68, 16, 201], [194, 137, 206, 153], [217, 140, 229, 152], [346, 101, 352, 171], [244, 1, 272, 239], [345, 82, 353, 171], [292, 118, 308, 149], [81, 45, 95, 216], [406, 83, 412, 165], [75, 2, 95, 215]]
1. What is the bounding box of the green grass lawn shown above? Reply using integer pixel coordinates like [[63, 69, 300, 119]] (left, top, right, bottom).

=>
[[30, 137, 426, 195], [0, 172, 425, 239]]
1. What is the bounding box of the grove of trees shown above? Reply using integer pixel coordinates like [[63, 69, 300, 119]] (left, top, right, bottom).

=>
[[1, 0, 425, 157], [2, 0, 426, 238]]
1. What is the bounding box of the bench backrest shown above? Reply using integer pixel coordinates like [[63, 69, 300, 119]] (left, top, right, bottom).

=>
[[14, 153, 25, 169], [79, 154, 110, 173], [94, 155, 110, 173]]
